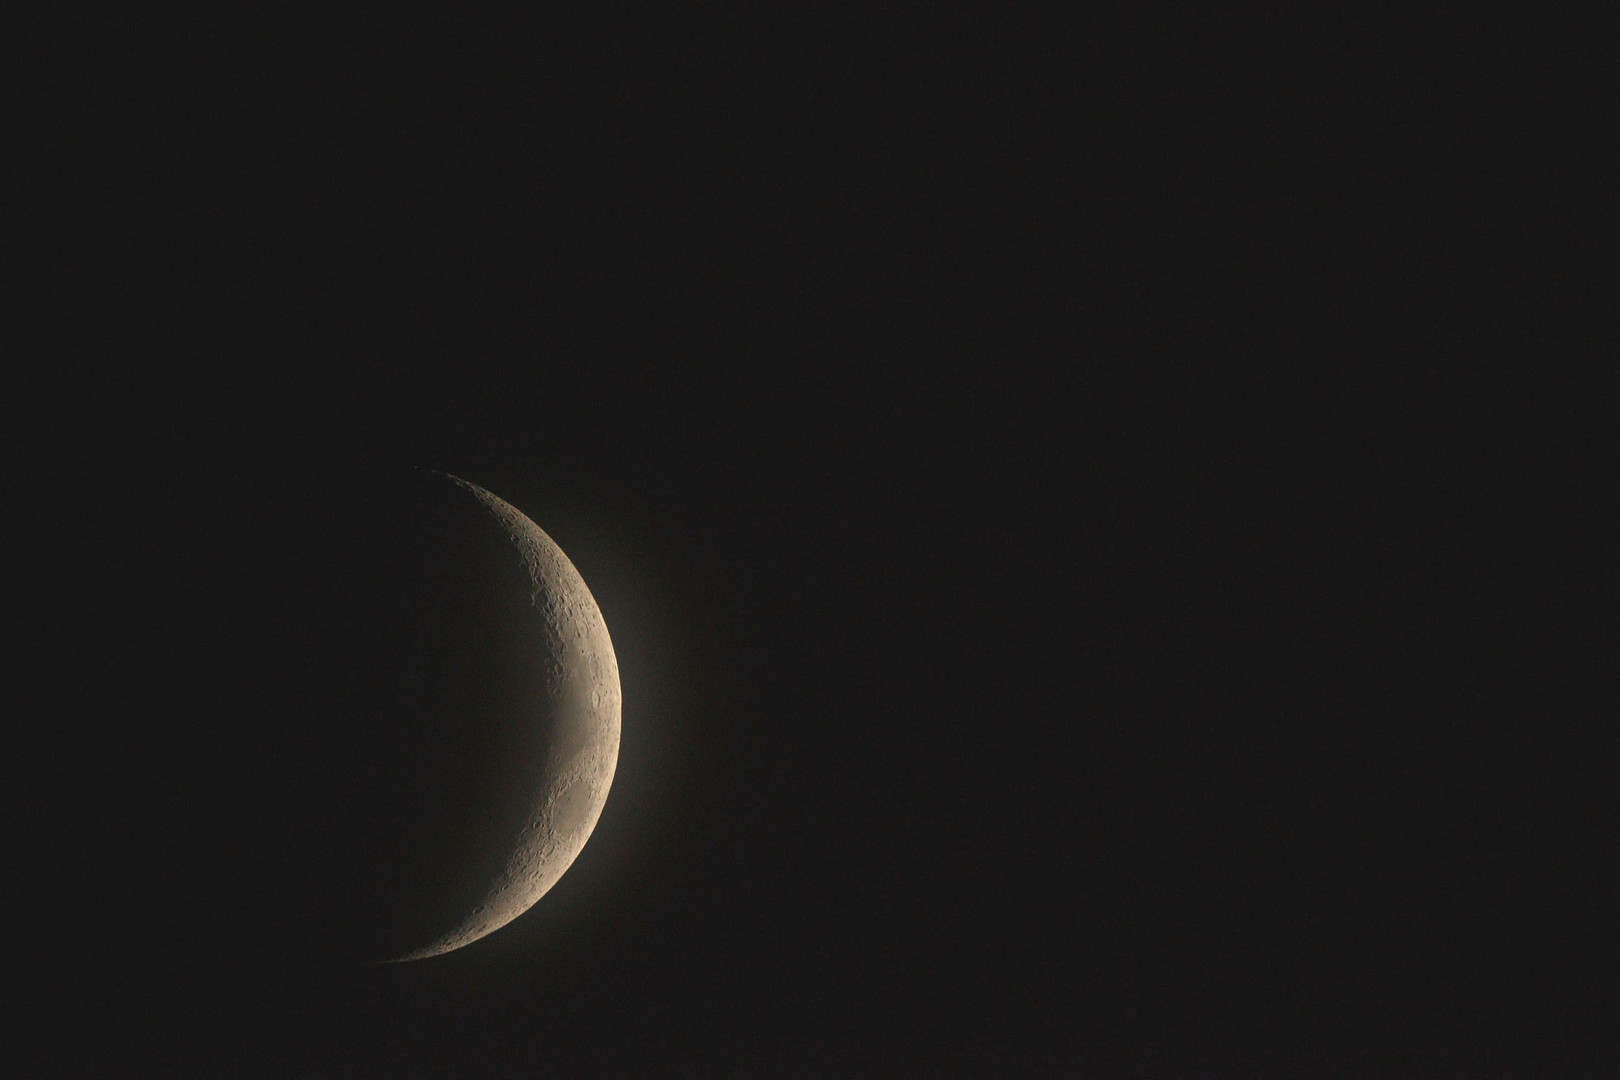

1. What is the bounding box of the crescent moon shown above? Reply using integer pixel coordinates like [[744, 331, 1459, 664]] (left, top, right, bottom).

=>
[[389, 474, 621, 962]]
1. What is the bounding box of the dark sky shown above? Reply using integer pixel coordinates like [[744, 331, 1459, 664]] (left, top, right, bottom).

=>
[[12, 6, 1611, 1077]]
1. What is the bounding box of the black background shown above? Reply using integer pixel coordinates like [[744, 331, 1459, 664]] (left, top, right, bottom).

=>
[[11, 5, 1613, 1076]]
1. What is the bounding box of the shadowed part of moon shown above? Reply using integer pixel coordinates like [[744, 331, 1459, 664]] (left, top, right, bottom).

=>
[[99, 467, 622, 971]]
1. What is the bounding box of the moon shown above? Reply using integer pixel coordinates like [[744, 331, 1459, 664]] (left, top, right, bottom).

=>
[[382, 472, 621, 962]]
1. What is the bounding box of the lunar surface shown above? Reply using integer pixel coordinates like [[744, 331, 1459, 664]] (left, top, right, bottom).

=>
[[384, 474, 622, 961]]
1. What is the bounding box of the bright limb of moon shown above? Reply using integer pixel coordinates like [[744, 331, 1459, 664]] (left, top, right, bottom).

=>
[[389, 474, 621, 962]]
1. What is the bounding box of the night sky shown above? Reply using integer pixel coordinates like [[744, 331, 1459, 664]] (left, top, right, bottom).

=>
[[13, 6, 1611, 1076]]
